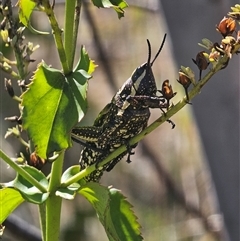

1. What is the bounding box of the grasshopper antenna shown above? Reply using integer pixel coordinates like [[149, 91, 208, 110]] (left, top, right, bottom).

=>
[[146, 39, 152, 67], [150, 33, 167, 66]]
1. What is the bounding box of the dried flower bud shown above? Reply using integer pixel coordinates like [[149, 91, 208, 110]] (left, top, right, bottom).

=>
[[4, 78, 15, 97], [192, 51, 209, 80], [216, 17, 236, 37], [29, 152, 46, 169], [161, 80, 176, 100], [177, 72, 191, 104], [159, 79, 176, 108], [177, 72, 191, 89]]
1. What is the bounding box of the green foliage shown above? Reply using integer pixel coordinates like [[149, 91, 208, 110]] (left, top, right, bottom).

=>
[[22, 47, 95, 159], [80, 183, 142, 241], [56, 165, 82, 200], [0, 188, 24, 223], [3, 165, 49, 204], [18, 0, 48, 34], [14, 166, 49, 203], [91, 0, 128, 18]]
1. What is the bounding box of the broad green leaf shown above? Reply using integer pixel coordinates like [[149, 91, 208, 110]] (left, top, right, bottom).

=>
[[91, 0, 128, 19], [106, 188, 142, 241], [79, 182, 110, 215], [12, 166, 49, 204], [0, 188, 24, 223], [18, 0, 49, 34], [22, 61, 89, 158], [80, 183, 142, 241]]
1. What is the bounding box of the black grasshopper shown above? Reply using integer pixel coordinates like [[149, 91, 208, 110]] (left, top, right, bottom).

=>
[[72, 34, 174, 182]]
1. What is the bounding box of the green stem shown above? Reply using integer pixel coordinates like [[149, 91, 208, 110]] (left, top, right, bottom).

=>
[[42, 0, 69, 74], [64, 0, 81, 70], [62, 52, 233, 187], [45, 195, 62, 241], [39, 203, 47, 241], [45, 151, 64, 241], [61, 165, 96, 187], [0, 149, 47, 193], [48, 151, 64, 192]]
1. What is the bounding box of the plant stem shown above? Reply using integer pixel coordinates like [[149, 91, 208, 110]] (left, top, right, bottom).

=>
[[64, 0, 81, 70], [48, 151, 64, 192], [45, 151, 64, 241], [42, 0, 69, 74], [45, 195, 62, 241], [45, 194, 62, 241], [39, 203, 47, 241], [0, 149, 47, 193]]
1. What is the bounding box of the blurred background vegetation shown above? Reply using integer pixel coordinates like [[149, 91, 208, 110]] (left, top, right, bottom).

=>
[[1, 0, 239, 240]]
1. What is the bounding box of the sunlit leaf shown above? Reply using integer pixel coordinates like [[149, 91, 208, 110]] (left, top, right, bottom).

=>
[[74, 46, 97, 74], [18, 0, 49, 34], [12, 166, 49, 204], [22, 60, 90, 158], [91, 0, 128, 18], [80, 183, 142, 241], [0, 188, 24, 223]]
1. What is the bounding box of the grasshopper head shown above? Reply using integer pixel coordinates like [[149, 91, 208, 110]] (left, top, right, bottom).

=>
[[131, 34, 167, 96], [114, 35, 167, 108]]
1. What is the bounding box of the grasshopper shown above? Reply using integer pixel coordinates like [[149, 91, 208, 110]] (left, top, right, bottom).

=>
[[72, 34, 176, 182]]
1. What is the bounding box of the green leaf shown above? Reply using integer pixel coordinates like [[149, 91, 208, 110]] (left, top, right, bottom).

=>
[[0, 188, 24, 223], [11, 166, 49, 204], [91, 0, 128, 19], [198, 38, 213, 50], [61, 165, 86, 187], [18, 0, 49, 35], [55, 165, 83, 200], [80, 183, 142, 241], [74, 46, 97, 74], [55, 187, 77, 200], [61, 165, 81, 183], [22, 61, 89, 158]]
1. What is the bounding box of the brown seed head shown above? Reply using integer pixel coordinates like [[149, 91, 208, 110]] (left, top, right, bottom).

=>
[[192, 51, 209, 71], [216, 17, 236, 37], [29, 152, 46, 169], [161, 79, 176, 100], [177, 72, 191, 89]]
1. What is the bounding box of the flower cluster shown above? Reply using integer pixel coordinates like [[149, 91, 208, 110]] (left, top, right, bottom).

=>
[[177, 4, 240, 103]]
